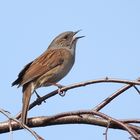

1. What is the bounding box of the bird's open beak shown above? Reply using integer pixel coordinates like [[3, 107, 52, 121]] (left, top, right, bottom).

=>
[[73, 30, 85, 39], [70, 30, 84, 48]]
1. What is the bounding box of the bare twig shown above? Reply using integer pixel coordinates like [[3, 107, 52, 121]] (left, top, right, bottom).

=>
[[0, 108, 44, 140], [103, 119, 111, 140], [8, 120, 13, 140], [93, 84, 133, 111], [133, 86, 140, 95], [121, 119, 140, 124]]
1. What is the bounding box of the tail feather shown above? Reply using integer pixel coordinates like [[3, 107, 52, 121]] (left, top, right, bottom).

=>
[[21, 83, 34, 124]]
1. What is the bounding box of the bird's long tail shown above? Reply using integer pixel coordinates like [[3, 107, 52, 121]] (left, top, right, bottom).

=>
[[21, 83, 33, 124]]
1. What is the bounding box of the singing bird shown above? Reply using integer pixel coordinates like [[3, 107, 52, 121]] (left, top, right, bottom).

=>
[[12, 30, 84, 124]]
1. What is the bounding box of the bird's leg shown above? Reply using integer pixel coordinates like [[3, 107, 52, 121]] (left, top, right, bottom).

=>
[[50, 83, 66, 97], [34, 90, 40, 98], [34, 90, 46, 103]]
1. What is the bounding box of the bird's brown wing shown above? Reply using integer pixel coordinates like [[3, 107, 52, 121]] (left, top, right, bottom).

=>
[[19, 49, 66, 85]]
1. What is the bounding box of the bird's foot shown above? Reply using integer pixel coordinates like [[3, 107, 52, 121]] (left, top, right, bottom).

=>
[[55, 84, 66, 97], [50, 83, 66, 97]]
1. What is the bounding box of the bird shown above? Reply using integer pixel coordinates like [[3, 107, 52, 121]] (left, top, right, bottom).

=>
[[12, 30, 84, 124]]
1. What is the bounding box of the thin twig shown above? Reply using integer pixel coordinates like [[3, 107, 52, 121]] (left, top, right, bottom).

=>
[[93, 84, 133, 111], [0, 108, 44, 140], [8, 119, 13, 140], [121, 119, 140, 124], [103, 119, 111, 140], [133, 86, 140, 95]]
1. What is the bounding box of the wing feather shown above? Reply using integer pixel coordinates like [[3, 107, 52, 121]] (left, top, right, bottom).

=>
[[20, 49, 64, 85]]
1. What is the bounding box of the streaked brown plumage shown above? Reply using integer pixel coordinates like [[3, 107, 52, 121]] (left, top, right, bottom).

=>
[[12, 30, 84, 124]]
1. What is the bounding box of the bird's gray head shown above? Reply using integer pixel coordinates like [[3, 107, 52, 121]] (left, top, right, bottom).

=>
[[48, 30, 84, 50]]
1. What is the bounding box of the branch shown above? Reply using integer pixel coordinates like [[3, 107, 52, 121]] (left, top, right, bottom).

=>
[[8, 78, 140, 139], [1, 111, 140, 139], [15, 78, 140, 119]]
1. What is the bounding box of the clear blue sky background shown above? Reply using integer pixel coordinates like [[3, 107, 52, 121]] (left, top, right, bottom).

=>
[[0, 0, 140, 139]]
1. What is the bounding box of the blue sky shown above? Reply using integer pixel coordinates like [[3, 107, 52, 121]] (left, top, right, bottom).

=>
[[0, 0, 140, 139]]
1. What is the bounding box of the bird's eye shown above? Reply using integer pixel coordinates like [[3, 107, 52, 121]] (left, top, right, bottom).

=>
[[64, 35, 69, 39]]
